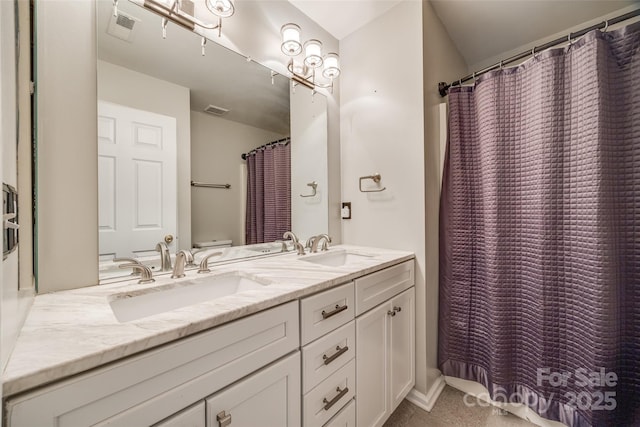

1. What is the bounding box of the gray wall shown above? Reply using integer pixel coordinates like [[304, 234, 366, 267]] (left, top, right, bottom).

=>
[[190, 111, 285, 246]]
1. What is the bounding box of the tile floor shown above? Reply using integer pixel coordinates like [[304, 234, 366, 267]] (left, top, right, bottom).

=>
[[383, 386, 538, 427]]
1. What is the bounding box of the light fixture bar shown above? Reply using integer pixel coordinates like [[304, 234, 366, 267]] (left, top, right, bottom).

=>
[[133, 0, 196, 31], [129, 0, 232, 35], [291, 74, 315, 90]]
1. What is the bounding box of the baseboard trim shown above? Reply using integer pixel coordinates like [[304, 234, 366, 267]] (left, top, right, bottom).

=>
[[406, 375, 446, 412], [445, 376, 568, 427]]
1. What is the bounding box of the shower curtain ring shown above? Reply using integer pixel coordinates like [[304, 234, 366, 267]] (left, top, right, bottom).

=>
[[499, 60, 503, 70], [531, 47, 538, 60], [568, 33, 574, 46], [472, 72, 476, 83], [602, 20, 609, 32]]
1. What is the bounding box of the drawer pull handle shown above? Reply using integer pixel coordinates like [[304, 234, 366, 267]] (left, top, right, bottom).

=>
[[323, 345, 349, 365], [323, 386, 349, 411], [322, 304, 348, 319], [217, 410, 232, 427]]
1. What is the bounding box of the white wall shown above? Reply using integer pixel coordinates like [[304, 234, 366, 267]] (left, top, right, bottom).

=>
[[1, 0, 35, 375], [97, 60, 192, 251], [38, 0, 340, 293], [340, 0, 468, 407], [37, 0, 98, 293], [190, 111, 285, 246], [340, 0, 426, 392], [291, 85, 328, 241], [0, 0, 9, 378]]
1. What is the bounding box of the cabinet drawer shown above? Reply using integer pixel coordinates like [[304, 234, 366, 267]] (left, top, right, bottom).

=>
[[303, 359, 356, 427], [153, 402, 204, 427], [301, 282, 355, 345], [355, 260, 414, 315], [324, 399, 355, 427], [6, 302, 299, 427], [302, 320, 355, 393]]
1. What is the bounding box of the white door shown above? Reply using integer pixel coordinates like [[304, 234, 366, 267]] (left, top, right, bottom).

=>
[[205, 352, 301, 427], [98, 101, 177, 258], [389, 287, 416, 411], [356, 302, 390, 427]]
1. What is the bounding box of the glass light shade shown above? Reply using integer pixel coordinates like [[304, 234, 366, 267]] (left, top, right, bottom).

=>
[[281, 23, 302, 56], [205, 0, 234, 18], [304, 39, 323, 69], [290, 60, 307, 76], [322, 53, 340, 79]]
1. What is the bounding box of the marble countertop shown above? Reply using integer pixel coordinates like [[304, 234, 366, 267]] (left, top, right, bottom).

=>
[[3, 245, 413, 397]]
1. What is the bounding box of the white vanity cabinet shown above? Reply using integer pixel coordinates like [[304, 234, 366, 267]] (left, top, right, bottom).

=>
[[5, 255, 416, 427], [5, 301, 299, 427], [355, 261, 415, 427]]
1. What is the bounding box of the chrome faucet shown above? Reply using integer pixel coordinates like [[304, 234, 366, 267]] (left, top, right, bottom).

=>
[[275, 240, 289, 252], [171, 250, 193, 279], [115, 258, 155, 284], [198, 251, 223, 274], [155, 242, 172, 271], [305, 236, 316, 249], [283, 231, 299, 245], [294, 241, 306, 256], [310, 234, 332, 253]]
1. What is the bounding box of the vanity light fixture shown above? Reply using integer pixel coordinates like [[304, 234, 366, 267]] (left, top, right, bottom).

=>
[[123, 0, 235, 53], [280, 23, 340, 92]]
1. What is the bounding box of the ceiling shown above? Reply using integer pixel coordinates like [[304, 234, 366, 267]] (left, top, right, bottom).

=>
[[96, 0, 290, 134], [288, 0, 636, 68], [430, 0, 636, 68], [288, 0, 403, 40]]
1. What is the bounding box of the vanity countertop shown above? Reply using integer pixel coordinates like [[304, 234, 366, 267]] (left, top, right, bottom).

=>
[[2, 245, 413, 397]]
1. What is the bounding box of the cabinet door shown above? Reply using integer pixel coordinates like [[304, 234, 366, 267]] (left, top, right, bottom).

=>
[[153, 402, 205, 427], [389, 287, 415, 411], [355, 302, 390, 427], [205, 352, 300, 427]]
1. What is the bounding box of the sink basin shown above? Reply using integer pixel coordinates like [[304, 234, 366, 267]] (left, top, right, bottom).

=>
[[109, 273, 268, 323], [300, 250, 374, 267]]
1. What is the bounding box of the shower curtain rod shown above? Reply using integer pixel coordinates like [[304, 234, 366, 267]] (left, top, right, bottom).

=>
[[438, 8, 640, 97], [241, 137, 291, 160]]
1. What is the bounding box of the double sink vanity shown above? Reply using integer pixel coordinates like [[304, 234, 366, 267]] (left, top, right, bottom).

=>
[[3, 245, 415, 427]]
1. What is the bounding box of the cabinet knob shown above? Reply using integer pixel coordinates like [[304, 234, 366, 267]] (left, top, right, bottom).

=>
[[394, 306, 402, 313], [217, 410, 232, 427], [387, 310, 396, 317]]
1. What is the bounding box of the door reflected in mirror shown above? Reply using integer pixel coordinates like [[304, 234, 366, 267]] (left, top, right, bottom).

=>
[[96, 0, 328, 280]]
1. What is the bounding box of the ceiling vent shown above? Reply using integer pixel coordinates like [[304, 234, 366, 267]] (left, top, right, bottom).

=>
[[107, 10, 140, 43], [204, 105, 230, 116]]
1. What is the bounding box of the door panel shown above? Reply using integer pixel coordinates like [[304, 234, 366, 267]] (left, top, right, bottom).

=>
[[390, 287, 415, 411], [355, 302, 389, 427], [98, 101, 177, 258], [206, 352, 301, 427]]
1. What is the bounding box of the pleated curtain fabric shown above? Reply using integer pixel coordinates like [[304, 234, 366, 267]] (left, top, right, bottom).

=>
[[245, 143, 291, 245], [439, 22, 640, 427]]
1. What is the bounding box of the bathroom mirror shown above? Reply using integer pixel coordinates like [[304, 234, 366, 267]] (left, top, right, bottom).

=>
[[96, 0, 328, 280]]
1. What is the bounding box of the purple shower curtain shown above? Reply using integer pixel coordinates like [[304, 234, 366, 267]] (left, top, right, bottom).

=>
[[439, 22, 639, 427], [245, 143, 291, 245]]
